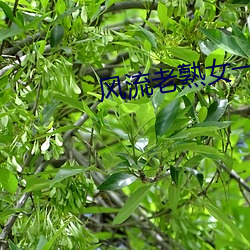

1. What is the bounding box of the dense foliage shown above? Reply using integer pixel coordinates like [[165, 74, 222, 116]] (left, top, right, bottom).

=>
[[0, 0, 250, 249]]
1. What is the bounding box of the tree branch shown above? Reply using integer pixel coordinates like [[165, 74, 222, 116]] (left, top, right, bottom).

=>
[[0, 161, 49, 241], [0, 45, 50, 78], [219, 162, 250, 193], [2, 32, 46, 56]]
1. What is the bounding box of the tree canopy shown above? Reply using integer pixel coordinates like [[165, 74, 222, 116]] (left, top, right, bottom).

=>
[[0, 0, 250, 249]]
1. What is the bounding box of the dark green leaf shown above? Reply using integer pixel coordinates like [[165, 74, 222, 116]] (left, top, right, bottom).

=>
[[185, 167, 204, 187], [155, 98, 179, 137], [0, 2, 14, 21], [232, 24, 248, 41], [98, 172, 137, 191], [137, 27, 157, 48], [50, 24, 64, 47], [200, 28, 247, 58], [205, 99, 228, 122], [170, 166, 181, 186], [181, 95, 195, 119]]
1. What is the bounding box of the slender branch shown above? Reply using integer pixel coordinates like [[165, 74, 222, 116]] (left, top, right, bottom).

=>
[[219, 163, 250, 193], [141, 0, 156, 28], [239, 184, 250, 206], [2, 32, 46, 56], [0, 45, 51, 78], [32, 80, 42, 115], [230, 106, 250, 118], [0, 0, 20, 55], [0, 161, 49, 241]]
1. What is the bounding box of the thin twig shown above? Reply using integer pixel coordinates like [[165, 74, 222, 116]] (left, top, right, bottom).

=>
[[219, 162, 250, 193], [0, 161, 49, 241], [0, 0, 20, 55], [141, 0, 156, 28]]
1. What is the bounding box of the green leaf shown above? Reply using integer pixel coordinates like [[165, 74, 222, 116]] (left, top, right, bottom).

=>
[[0, 168, 18, 194], [40, 0, 49, 9], [54, 5, 83, 23], [157, 2, 168, 24], [205, 48, 225, 76], [24, 177, 51, 192], [119, 103, 140, 115], [168, 182, 180, 210], [193, 121, 231, 129], [185, 167, 204, 187], [0, 25, 23, 42], [34, 125, 79, 140], [105, 0, 117, 9], [155, 98, 179, 137], [170, 143, 229, 165], [42, 223, 69, 250], [41, 100, 60, 125], [183, 155, 203, 168], [198, 106, 208, 122], [200, 28, 247, 58], [0, 1, 14, 21], [231, 24, 247, 40], [170, 126, 221, 139], [80, 206, 120, 214], [53, 92, 84, 112], [170, 166, 181, 186], [233, 36, 250, 58], [9, 241, 21, 250], [181, 95, 196, 119], [138, 27, 157, 48], [168, 47, 200, 64], [50, 24, 64, 47], [203, 201, 250, 248], [176, 73, 221, 97], [112, 185, 151, 224], [98, 172, 137, 191], [152, 88, 166, 111], [36, 236, 48, 250], [0, 209, 23, 223], [24, 12, 52, 30], [51, 166, 86, 186], [205, 99, 228, 122]]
